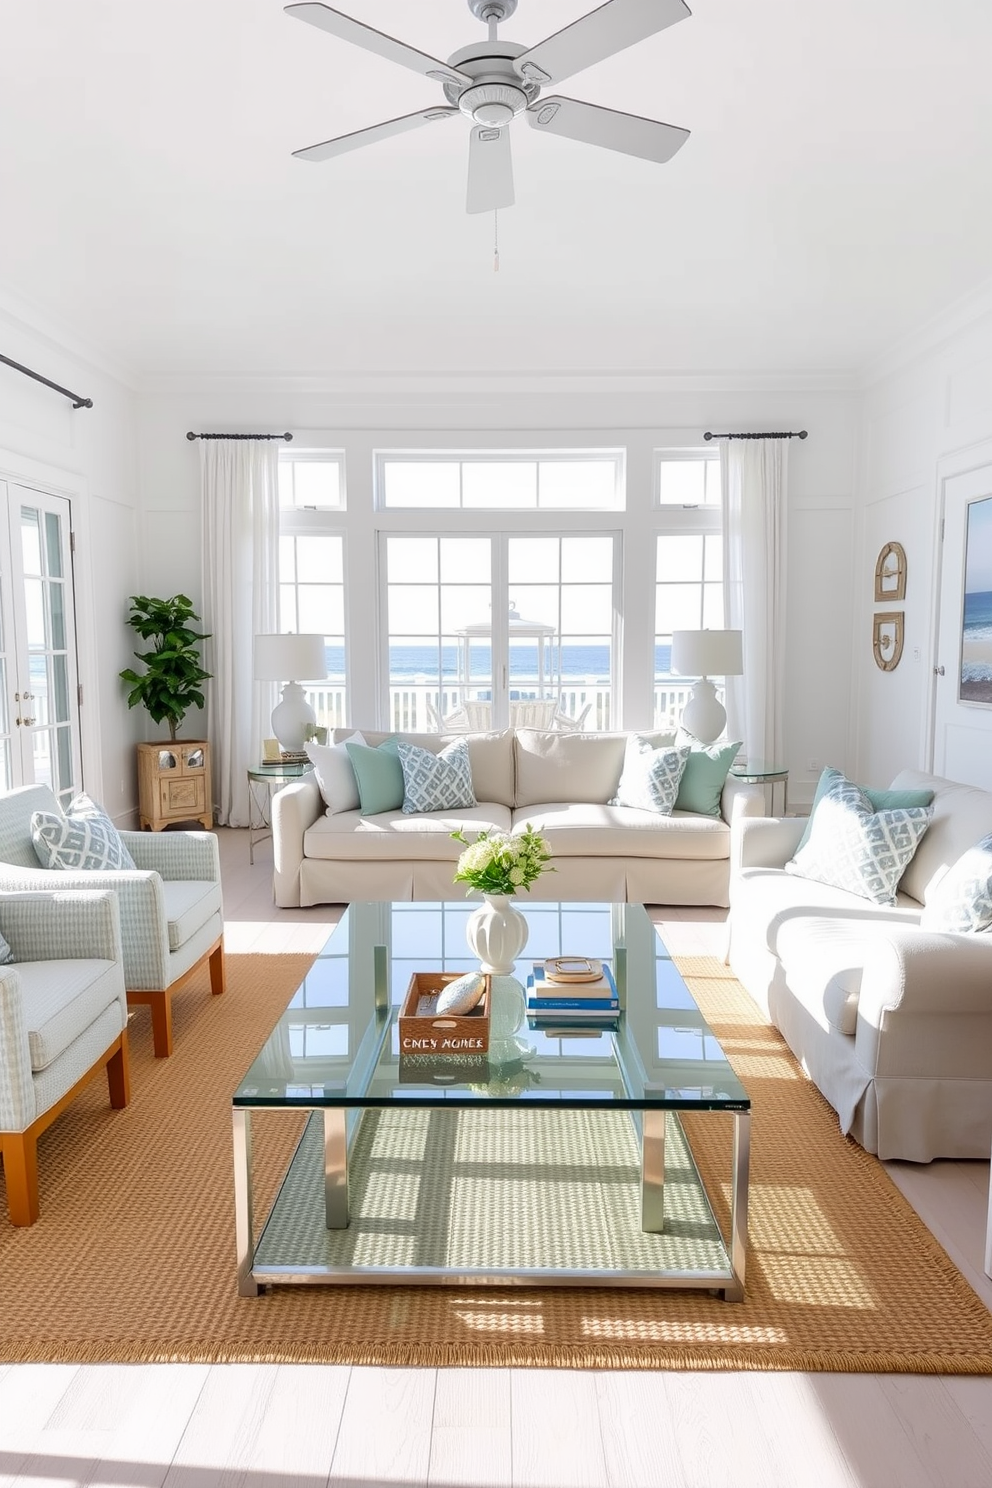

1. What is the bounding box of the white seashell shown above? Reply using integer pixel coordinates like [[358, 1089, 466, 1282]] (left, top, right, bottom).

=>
[[436, 971, 486, 1015]]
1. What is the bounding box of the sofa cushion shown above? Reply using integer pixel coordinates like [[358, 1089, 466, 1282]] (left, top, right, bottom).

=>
[[333, 729, 515, 807], [305, 732, 366, 813], [514, 729, 628, 808], [796, 767, 935, 855], [162, 880, 224, 951], [785, 769, 932, 906], [675, 734, 742, 817], [397, 738, 476, 813], [346, 738, 404, 815], [511, 803, 730, 860], [16, 958, 122, 1071], [303, 804, 513, 861], [889, 770, 992, 904], [612, 736, 690, 814], [919, 834, 992, 933], [734, 866, 921, 958]]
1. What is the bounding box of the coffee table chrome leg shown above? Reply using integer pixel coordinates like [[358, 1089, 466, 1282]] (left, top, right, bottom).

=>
[[324, 1108, 349, 1228], [723, 1109, 751, 1302], [233, 1109, 258, 1296], [641, 1108, 666, 1232]]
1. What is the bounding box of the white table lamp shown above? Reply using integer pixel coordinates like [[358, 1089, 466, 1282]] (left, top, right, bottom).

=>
[[253, 633, 327, 750], [670, 629, 743, 744]]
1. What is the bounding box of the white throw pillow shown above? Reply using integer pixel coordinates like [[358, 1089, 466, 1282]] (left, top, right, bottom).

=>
[[397, 738, 476, 813], [920, 834, 992, 933], [785, 769, 932, 907], [305, 731, 366, 814], [31, 792, 137, 872], [611, 736, 691, 815]]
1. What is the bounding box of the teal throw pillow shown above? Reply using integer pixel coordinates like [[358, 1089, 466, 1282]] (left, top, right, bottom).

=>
[[611, 736, 691, 815], [920, 834, 992, 933], [795, 768, 935, 855], [397, 738, 476, 813], [345, 738, 404, 815], [785, 768, 932, 906], [674, 733, 742, 817]]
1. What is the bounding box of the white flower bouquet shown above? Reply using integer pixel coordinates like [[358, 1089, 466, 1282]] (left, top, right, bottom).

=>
[[451, 824, 553, 896]]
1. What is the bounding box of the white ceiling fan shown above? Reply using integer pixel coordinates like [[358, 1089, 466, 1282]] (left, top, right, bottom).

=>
[[285, 0, 692, 213]]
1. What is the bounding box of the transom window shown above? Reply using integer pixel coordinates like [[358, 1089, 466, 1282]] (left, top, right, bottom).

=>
[[656, 451, 720, 506], [377, 451, 624, 510], [279, 453, 345, 510]]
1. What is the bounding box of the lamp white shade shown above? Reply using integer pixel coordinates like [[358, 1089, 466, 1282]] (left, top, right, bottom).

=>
[[253, 633, 328, 683], [670, 629, 743, 681], [670, 629, 743, 745], [253, 634, 328, 751]]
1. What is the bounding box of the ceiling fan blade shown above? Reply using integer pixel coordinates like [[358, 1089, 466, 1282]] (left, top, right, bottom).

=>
[[512, 0, 690, 88], [285, 3, 473, 87], [527, 95, 689, 164], [466, 126, 514, 214], [293, 106, 459, 162]]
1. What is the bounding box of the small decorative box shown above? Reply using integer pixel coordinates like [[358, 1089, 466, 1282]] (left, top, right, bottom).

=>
[[398, 972, 491, 1056]]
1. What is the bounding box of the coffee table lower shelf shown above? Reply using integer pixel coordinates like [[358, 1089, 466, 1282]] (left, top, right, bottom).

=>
[[235, 1105, 748, 1300]]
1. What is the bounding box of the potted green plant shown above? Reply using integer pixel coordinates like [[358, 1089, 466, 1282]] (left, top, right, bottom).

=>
[[119, 594, 212, 741]]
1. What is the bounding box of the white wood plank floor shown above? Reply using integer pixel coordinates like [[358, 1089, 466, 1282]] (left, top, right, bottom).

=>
[[3, 828, 992, 1488]]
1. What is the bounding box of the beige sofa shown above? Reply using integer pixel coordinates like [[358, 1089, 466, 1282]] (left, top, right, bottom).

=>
[[728, 769, 992, 1162], [272, 727, 762, 910]]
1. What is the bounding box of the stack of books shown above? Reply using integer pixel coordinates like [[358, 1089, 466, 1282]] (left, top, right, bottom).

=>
[[279, 749, 310, 764], [525, 960, 620, 1030]]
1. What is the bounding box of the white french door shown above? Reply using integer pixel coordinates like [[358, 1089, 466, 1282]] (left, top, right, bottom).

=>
[[381, 532, 618, 732], [0, 482, 81, 806]]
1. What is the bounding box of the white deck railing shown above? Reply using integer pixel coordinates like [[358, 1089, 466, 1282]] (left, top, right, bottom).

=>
[[306, 679, 695, 734]]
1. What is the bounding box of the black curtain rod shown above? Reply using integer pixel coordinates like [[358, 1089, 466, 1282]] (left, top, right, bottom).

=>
[[703, 429, 808, 441], [0, 352, 92, 409], [186, 431, 293, 441]]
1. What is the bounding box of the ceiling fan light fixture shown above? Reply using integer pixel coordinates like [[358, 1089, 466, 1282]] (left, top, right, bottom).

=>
[[458, 81, 528, 126]]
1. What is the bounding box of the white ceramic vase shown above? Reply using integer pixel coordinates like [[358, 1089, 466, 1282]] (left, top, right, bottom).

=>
[[465, 894, 529, 975]]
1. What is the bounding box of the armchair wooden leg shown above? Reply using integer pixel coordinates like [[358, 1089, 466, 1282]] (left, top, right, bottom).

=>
[[106, 1031, 131, 1107], [2, 1133, 40, 1226], [127, 991, 174, 1057], [209, 942, 226, 997]]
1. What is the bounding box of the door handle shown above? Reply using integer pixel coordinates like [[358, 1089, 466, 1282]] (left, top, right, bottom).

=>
[[934, 665, 945, 676]]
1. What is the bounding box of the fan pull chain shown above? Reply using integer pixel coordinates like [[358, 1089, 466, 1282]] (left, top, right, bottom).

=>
[[493, 208, 500, 272]]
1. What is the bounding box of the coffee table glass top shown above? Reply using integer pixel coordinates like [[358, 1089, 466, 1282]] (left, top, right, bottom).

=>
[[233, 901, 749, 1114]]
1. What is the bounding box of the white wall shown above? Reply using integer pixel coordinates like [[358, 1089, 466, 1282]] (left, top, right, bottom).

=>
[[0, 300, 141, 823], [857, 292, 992, 789], [138, 376, 858, 807]]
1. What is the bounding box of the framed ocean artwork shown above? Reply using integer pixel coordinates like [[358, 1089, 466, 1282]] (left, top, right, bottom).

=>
[[960, 494, 992, 705]]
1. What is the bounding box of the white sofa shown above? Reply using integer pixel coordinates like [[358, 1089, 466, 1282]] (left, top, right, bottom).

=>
[[272, 727, 762, 909], [729, 769, 992, 1162]]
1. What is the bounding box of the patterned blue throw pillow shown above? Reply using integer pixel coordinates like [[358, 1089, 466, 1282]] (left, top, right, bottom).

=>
[[785, 768, 932, 906], [31, 792, 137, 871], [397, 738, 476, 813], [920, 835, 992, 933], [611, 737, 691, 815]]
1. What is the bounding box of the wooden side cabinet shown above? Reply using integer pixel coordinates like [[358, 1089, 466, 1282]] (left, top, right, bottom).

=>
[[137, 741, 213, 831]]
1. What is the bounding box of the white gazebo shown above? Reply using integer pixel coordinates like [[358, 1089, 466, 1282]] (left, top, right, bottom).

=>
[[454, 603, 559, 702]]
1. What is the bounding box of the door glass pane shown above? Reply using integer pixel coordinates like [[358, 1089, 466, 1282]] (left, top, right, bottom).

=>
[[45, 512, 63, 577], [21, 510, 42, 574], [52, 653, 69, 723], [32, 728, 52, 789], [56, 725, 73, 798], [24, 579, 46, 646], [49, 579, 66, 651]]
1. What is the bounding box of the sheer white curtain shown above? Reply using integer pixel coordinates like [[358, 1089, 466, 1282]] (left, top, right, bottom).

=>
[[200, 441, 279, 826], [720, 439, 789, 766]]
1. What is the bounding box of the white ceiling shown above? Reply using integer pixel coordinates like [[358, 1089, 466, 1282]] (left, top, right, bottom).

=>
[[2, 0, 992, 380]]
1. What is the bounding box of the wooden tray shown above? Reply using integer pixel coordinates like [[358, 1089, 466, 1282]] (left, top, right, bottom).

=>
[[398, 972, 491, 1056]]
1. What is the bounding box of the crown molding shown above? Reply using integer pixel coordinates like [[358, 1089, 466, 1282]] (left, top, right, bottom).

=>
[[0, 287, 138, 391], [139, 367, 858, 398], [861, 275, 992, 389]]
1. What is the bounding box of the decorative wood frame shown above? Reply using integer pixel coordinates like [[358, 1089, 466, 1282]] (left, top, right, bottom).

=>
[[873, 611, 905, 671], [874, 541, 907, 602]]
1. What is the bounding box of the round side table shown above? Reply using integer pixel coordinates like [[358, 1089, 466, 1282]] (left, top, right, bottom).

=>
[[247, 762, 313, 864], [729, 761, 789, 816]]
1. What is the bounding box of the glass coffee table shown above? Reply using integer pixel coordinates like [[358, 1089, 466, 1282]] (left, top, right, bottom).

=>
[[232, 901, 751, 1300]]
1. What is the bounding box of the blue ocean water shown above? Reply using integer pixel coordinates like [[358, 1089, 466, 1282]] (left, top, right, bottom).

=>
[[323, 643, 674, 679], [962, 590, 992, 682]]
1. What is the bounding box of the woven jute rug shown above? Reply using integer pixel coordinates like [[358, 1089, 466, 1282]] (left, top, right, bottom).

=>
[[3, 948, 992, 1372]]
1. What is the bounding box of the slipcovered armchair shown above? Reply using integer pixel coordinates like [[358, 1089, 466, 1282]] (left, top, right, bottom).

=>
[[0, 888, 130, 1225], [0, 785, 225, 1058]]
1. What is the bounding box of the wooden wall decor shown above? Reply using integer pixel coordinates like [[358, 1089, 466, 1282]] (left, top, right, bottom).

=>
[[873, 611, 904, 671], [874, 541, 907, 602]]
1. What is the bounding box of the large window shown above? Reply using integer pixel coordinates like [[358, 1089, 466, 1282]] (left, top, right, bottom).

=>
[[278, 533, 346, 732], [653, 450, 724, 729]]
